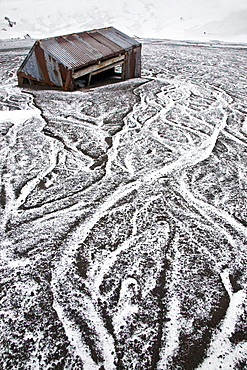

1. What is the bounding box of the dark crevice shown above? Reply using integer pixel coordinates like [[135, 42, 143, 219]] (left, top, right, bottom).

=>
[[173, 278, 230, 370], [233, 213, 247, 227], [208, 295, 230, 328], [42, 128, 73, 152], [0, 183, 6, 208], [150, 214, 177, 370], [229, 270, 243, 293], [68, 310, 103, 365], [19, 170, 106, 211], [10, 171, 122, 229]]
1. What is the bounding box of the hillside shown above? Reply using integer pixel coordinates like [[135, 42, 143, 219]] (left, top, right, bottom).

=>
[[1, 0, 247, 42]]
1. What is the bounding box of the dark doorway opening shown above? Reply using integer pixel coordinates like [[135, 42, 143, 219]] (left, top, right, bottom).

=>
[[75, 64, 123, 89], [22, 77, 30, 84]]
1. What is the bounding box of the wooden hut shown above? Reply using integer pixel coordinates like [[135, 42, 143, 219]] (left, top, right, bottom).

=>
[[17, 27, 141, 90]]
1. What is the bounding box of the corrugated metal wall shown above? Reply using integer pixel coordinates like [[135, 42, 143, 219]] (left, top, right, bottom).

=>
[[124, 46, 141, 80]]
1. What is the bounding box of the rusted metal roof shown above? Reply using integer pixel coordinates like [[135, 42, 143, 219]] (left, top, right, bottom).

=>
[[38, 27, 141, 71], [97, 28, 140, 49]]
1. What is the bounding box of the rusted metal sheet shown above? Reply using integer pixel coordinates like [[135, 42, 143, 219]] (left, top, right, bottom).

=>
[[66, 34, 102, 65], [34, 43, 52, 85], [88, 31, 122, 54], [122, 44, 141, 80], [17, 27, 142, 90], [56, 36, 96, 68], [39, 30, 124, 70], [134, 45, 142, 77], [76, 32, 116, 60], [124, 49, 134, 79], [98, 27, 141, 50], [44, 51, 63, 87], [59, 63, 72, 90], [22, 48, 44, 81], [40, 38, 76, 68], [72, 32, 103, 60]]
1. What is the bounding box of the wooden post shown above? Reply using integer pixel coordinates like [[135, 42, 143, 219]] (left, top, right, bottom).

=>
[[121, 59, 126, 80], [87, 73, 92, 87]]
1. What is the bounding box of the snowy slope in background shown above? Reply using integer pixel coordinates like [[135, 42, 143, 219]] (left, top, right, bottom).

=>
[[186, 9, 247, 43], [0, 0, 247, 42]]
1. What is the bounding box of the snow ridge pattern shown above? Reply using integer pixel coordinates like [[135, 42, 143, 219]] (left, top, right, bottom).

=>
[[0, 41, 247, 369]]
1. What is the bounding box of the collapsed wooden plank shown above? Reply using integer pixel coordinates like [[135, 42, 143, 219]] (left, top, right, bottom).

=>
[[72, 55, 125, 79]]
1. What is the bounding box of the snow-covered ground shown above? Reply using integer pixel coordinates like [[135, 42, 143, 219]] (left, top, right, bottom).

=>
[[0, 37, 247, 369]]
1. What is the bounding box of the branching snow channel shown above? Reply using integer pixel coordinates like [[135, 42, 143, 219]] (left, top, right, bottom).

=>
[[1, 138, 60, 230], [179, 175, 247, 242], [91, 235, 139, 297], [143, 111, 227, 184], [52, 299, 99, 370], [157, 236, 181, 369], [197, 288, 246, 370], [112, 277, 139, 333]]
